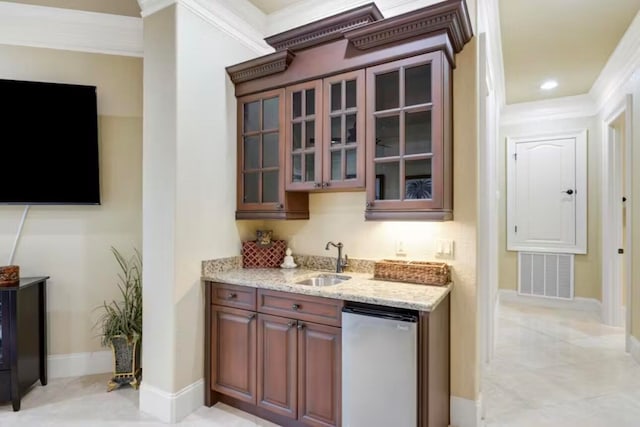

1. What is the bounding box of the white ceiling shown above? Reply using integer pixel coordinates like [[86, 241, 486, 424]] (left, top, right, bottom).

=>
[[249, 0, 302, 14], [9, 0, 640, 106], [499, 0, 640, 104]]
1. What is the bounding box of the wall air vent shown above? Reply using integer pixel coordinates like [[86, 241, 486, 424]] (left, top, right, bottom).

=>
[[518, 252, 574, 299]]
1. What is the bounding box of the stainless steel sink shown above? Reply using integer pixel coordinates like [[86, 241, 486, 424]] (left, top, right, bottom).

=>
[[296, 274, 351, 287]]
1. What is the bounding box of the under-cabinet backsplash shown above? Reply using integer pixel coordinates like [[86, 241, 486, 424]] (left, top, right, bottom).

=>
[[201, 254, 374, 276]]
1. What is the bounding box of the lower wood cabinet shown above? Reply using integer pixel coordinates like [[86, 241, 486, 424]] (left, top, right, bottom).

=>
[[297, 321, 341, 427], [210, 305, 257, 403], [257, 313, 297, 418], [206, 281, 450, 427], [206, 283, 342, 427]]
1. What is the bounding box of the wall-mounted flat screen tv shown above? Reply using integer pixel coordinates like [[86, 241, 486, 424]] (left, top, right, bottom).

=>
[[0, 78, 100, 204]]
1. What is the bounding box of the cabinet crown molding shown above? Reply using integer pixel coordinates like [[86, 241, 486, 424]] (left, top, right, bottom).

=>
[[343, 0, 473, 54], [226, 50, 295, 84], [225, 0, 473, 85], [264, 3, 383, 52]]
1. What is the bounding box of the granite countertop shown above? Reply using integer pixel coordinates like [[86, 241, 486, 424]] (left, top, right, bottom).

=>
[[201, 267, 451, 312]]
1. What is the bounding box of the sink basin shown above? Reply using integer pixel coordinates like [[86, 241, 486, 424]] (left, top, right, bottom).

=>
[[296, 274, 351, 287]]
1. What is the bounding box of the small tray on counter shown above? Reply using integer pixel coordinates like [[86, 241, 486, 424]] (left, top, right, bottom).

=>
[[373, 259, 450, 286]]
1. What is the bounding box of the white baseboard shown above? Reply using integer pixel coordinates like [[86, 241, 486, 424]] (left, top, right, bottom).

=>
[[48, 350, 112, 379], [630, 335, 640, 364], [499, 289, 601, 314], [450, 394, 482, 427], [139, 379, 204, 423]]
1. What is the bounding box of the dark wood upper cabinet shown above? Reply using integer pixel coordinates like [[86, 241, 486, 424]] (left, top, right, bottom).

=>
[[236, 89, 309, 220], [365, 53, 452, 220], [285, 71, 366, 192], [227, 0, 472, 220], [322, 70, 366, 190], [285, 80, 323, 191]]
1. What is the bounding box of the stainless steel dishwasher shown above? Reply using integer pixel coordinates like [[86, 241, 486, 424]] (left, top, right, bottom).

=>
[[342, 301, 418, 427]]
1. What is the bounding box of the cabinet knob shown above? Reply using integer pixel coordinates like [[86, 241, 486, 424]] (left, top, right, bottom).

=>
[[287, 321, 295, 329], [227, 293, 237, 299], [291, 303, 301, 311], [247, 314, 256, 321], [276, 203, 284, 209], [314, 182, 322, 188], [297, 323, 305, 330], [366, 201, 373, 209], [325, 182, 331, 187]]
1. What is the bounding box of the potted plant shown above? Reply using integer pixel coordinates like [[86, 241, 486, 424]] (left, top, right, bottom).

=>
[[95, 246, 142, 392]]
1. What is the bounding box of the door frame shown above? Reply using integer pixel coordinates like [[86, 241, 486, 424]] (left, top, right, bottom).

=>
[[477, 32, 500, 367], [602, 95, 633, 333]]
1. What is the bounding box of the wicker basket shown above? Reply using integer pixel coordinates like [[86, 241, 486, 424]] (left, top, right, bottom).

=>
[[373, 259, 450, 286]]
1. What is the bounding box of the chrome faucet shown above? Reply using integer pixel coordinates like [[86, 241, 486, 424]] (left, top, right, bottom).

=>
[[325, 241, 348, 273]]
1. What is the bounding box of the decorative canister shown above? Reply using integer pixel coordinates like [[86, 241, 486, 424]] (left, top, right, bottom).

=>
[[0, 265, 19, 287]]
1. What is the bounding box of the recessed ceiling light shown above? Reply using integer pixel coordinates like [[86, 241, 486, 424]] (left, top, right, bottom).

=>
[[540, 80, 558, 90]]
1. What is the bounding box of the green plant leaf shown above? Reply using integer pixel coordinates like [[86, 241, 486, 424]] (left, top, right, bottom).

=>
[[93, 246, 142, 348]]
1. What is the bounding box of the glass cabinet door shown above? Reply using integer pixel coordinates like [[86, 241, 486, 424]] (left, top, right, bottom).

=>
[[238, 89, 285, 212], [366, 53, 445, 216], [323, 70, 365, 190], [285, 80, 323, 191]]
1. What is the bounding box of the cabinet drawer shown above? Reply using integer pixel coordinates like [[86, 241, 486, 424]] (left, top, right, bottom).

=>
[[258, 290, 343, 327], [210, 283, 256, 311]]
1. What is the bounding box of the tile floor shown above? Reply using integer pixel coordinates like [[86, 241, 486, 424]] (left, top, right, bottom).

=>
[[0, 373, 279, 427], [483, 300, 640, 427], [2, 300, 638, 427]]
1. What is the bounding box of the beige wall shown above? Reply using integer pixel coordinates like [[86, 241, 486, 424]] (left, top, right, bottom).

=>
[[0, 45, 142, 355], [265, 39, 479, 402], [498, 116, 602, 300]]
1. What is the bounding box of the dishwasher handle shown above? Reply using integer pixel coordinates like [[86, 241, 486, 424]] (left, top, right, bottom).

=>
[[342, 304, 418, 323]]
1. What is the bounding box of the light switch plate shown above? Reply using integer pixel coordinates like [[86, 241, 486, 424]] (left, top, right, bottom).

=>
[[435, 239, 454, 259]]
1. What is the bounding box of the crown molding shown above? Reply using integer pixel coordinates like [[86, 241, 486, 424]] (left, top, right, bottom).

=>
[[0, 1, 142, 57], [264, 3, 383, 52], [343, 0, 473, 54], [226, 50, 295, 83], [266, 0, 438, 37], [590, 10, 640, 114], [179, 0, 272, 55], [501, 94, 597, 126], [139, 0, 271, 56]]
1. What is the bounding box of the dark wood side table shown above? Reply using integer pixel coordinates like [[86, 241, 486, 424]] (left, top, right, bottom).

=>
[[0, 276, 49, 411]]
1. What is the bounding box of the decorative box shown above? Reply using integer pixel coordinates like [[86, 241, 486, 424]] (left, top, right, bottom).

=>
[[0, 265, 20, 287], [373, 259, 450, 286], [242, 240, 287, 268]]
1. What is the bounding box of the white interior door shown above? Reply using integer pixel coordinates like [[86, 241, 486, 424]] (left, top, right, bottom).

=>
[[507, 130, 587, 254]]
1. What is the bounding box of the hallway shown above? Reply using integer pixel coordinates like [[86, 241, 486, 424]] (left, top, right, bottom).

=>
[[484, 300, 640, 426]]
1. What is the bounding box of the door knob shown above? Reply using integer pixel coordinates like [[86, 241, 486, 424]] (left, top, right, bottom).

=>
[[563, 189, 574, 195]]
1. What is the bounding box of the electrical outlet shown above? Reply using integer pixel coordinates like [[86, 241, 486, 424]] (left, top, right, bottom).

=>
[[396, 240, 407, 256]]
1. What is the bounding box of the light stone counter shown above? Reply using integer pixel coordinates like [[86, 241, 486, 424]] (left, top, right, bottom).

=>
[[202, 267, 451, 312]]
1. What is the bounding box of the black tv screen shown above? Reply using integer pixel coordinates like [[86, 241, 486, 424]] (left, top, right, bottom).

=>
[[0, 78, 100, 204]]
